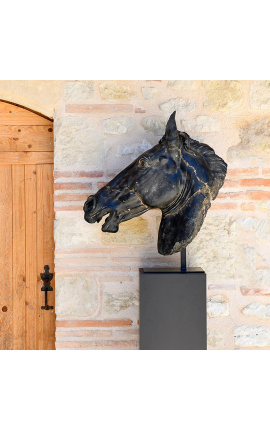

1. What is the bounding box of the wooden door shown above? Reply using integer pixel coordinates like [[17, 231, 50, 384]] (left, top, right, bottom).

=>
[[0, 101, 55, 350]]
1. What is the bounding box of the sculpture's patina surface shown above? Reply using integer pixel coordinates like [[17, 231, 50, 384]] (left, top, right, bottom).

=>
[[84, 112, 227, 255]]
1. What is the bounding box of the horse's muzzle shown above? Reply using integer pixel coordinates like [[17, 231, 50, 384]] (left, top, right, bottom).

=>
[[84, 195, 96, 213], [84, 195, 100, 223]]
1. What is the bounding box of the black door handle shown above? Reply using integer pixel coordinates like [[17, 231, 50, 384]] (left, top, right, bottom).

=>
[[40, 265, 54, 310]]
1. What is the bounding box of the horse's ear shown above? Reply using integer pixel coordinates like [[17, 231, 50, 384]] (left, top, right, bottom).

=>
[[165, 111, 179, 143]]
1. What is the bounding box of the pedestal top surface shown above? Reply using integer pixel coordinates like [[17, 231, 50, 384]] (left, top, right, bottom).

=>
[[140, 267, 205, 273]]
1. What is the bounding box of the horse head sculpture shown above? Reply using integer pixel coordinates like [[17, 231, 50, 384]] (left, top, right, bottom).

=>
[[84, 111, 227, 255]]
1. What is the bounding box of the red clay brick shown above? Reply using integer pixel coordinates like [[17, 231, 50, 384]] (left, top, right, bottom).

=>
[[240, 179, 270, 187], [54, 182, 92, 190], [56, 319, 133, 328], [54, 193, 89, 201], [56, 257, 107, 265], [135, 108, 146, 113], [54, 205, 82, 211], [56, 330, 113, 338], [117, 329, 139, 336], [106, 171, 119, 178], [217, 191, 270, 200], [56, 247, 132, 254], [240, 287, 270, 296], [98, 181, 108, 189], [248, 191, 270, 200], [210, 202, 238, 210], [55, 266, 130, 273], [241, 203, 255, 211], [55, 273, 134, 282], [217, 192, 244, 199], [56, 329, 139, 339], [223, 180, 240, 188], [226, 168, 259, 178], [55, 340, 138, 349], [54, 171, 103, 179], [262, 169, 270, 175], [65, 104, 133, 114]]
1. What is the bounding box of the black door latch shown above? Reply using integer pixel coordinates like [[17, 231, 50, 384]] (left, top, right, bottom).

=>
[[41, 265, 54, 310]]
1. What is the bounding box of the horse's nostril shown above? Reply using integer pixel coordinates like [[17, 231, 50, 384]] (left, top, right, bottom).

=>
[[84, 195, 96, 212]]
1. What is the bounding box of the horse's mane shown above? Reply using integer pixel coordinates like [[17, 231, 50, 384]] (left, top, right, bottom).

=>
[[179, 132, 227, 199], [158, 131, 228, 254]]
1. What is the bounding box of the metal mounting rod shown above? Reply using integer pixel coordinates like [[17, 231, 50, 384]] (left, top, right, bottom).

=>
[[181, 248, 187, 272]]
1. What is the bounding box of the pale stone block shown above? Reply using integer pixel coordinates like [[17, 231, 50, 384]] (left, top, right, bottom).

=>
[[255, 269, 270, 289], [207, 331, 224, 347], [250, 81, 270, 109], [236, 217, 270, 242], [142, 87, 157, 100], [102, 217, 153, 245], [242, 303, 270, 319], [104, 290, 139, 313], [227, 118, 270, 166], [207, 295, 229, 318], [64, 81, 94, 101], [141, 115, 167, 136], [100, 281, 139, 321], [203, 80, 243, 111], [188, 214, 238, 283], [167, 80, 195, 90], [54, 216, 100, 249], [118, 139, 152, 157], [159, 97, 196, 113], [240, 118, 270, 151], [102, 116, 134, 134], [231, 242, 270, 289], [234, 325, 270, 347], [54, 117, 108, 170], [55, 276, 98, 317], [182, 116, 220, 132], [99, 82, 134, 100]]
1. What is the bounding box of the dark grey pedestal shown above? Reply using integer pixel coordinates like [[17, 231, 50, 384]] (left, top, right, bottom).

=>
[[139, 268, 207, 350]]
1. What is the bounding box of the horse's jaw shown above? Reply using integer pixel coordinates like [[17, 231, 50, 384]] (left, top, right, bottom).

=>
[[84, 207, 120, 233], [102, 203, 150, 232], [101, 211, 119, 233]]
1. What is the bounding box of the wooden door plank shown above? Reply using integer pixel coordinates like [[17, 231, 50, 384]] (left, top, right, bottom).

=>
[[12, 165, 26, 349], [0, 138, 54, 152], [37, 164, 55, 350], [0, 114, 52, 126], [0, 152, 53, 164], [0, 125, 53, 138], [0, 102, 52, 126], [25, 165, 37, 350], [0, 166, 13, 349]]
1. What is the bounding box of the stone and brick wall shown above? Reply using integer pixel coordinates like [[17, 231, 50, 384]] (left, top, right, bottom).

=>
[[1, 80, 269, 349]]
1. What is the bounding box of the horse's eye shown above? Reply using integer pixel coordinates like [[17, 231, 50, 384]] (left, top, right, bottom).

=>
[[138, 158, 149, 168]]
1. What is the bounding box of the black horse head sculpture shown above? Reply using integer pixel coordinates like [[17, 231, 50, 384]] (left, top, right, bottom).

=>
[[84, 111, 227, 255]]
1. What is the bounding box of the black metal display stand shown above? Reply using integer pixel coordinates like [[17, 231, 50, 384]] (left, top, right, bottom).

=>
[[139, 249, 207, 350]]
